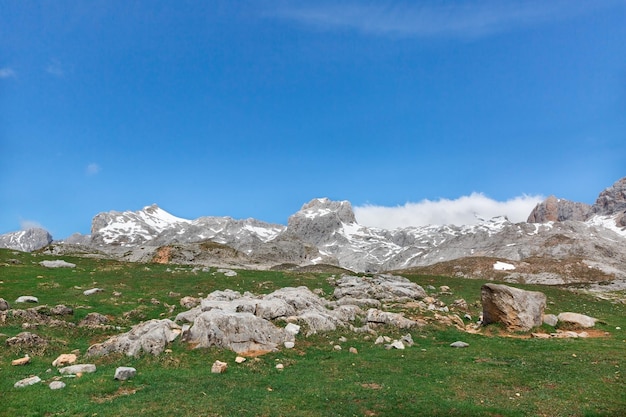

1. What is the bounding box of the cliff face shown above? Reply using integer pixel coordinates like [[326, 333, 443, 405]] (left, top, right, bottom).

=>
[[527, 196, 590, 223], [590, 177, 626, 217]]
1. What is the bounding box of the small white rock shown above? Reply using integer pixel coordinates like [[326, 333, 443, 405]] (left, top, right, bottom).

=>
[[235, 356, 246, 364], [14, 376, 41, 388], [450, 341, 469, 348], [275, 363, 284, 370], [284, 341, 295, 349], [114, 366, 137, 381], [49, 381, 66, 390]]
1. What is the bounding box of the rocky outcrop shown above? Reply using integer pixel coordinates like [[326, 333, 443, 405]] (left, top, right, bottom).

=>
[[0, 228, 52, 252], [86, 319, 182, 357], [481, 283, 546, 331], [589, 177, 626, 216], [527, 196, 590, 223]]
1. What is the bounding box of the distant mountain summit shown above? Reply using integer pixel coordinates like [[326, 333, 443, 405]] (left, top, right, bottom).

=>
[[3, 177, 626, 289], [528, 177, 626, 228], [0, 228, 52, 252]]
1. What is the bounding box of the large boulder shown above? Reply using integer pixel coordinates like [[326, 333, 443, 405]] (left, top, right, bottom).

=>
[[86, 319, 181, 357], [481, 283, 546, 331], [185, 309, 285, 355]]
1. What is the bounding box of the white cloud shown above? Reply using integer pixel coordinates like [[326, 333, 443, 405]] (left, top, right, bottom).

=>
[[20, 219, 44, 230], [0, 67, 16, 78], [86, 163, 101, 175], [267, 1, 623, 39], [354, 193, 544, 229]]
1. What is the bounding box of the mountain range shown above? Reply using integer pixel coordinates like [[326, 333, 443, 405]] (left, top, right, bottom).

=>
[[2, 177, 625, 290]]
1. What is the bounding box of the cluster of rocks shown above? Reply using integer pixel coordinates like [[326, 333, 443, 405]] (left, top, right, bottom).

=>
[[11, 349, 136, 389], [86, 274, 430, 357]]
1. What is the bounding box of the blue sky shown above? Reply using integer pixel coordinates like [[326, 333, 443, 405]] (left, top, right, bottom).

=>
[[1, 0, 625, 238]]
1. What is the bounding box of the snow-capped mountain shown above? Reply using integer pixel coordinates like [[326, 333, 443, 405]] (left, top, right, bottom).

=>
[[0, 228, 52, 252], [5, 177, 626, 288]]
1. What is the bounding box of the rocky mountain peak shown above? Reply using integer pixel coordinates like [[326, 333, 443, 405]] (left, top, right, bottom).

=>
[[284, 198, 357, 246], [590, 177, 626, 217], [0, 228, 53, 252], [527, 195, 590, 223]]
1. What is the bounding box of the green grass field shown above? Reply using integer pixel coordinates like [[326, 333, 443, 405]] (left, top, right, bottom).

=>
[[1, 249, 625, 416]]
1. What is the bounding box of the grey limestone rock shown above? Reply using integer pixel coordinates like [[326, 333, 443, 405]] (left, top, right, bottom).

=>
[[59, 364, 96, 374], [86, 319, 181, 357], [40, 260, 76, 268], [14, 375, 41, 388], [0, 298, 9, 311], [186, 309, 285, 354], [49, 381, 66, 390], [114, 366, 137, 380], [557, 312, 597, 328], [481, 283, 546, 331]]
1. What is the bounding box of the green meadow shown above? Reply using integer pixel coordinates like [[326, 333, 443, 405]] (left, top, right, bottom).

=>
[[1, 248, 624, 416]]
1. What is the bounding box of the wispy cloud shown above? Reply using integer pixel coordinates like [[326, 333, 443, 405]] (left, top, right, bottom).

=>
[[20, 219, 44, 230], [267, 1, 623, 39], [46, 59, 65, 77], [86, 163, 101, 175], [0, 67, 16, 78], [354, 193, 544, 229]]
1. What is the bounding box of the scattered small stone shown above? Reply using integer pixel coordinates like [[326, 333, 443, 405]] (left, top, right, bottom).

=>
[[464, 313, 472, 321], [0, 298, 10, 311], [349, 347, 358, 354], [374, 336, 385, 345], [211, 360, 228, 374], [439, 286, 451, 293], [284, 341, 295, 349], [83, 288, 103, 296], [12, 355, 31, 366], [385, 340, 405, 350], [15, 296, 38, 304], [275, 363, 284, 370], [114, 366, 137, 381], [400, 333, 414, 347], [333, 345, 342, 351], [168, 291, 181, 298], [14, 375, 41, 388], [49, 381, 66, 390], [338, 336, 348, 343], [450, 341, 469, 348], [53, 353, 77, 367], [59, 364, 97, 375], [113, 291, 122, 297], [235, 356, 246, 364]]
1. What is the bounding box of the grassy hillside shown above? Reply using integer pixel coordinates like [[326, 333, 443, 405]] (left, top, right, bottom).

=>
[[1, 249, 624, 416]]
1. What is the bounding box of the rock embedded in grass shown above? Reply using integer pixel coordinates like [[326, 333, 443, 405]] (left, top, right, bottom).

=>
[[59, 364, 96, 375], [0, 298, 9, 311], [52, 353, 77, 367], [557, 312, 597, 328], [49, 381, 66, 390], [83, 288, 103, 296], [5, 331, 48, 348], [450, 341, 469, 348], [114, 366, 137, 381], [14, 375, 41, 388], [211, 360, 228, 374], [543, 314, 558, 327], [15, 296, 38, 304], [40, 260, 76, 268]]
